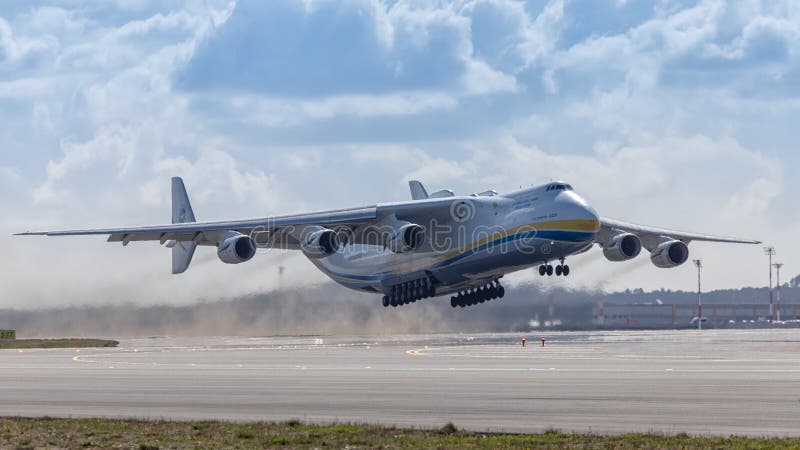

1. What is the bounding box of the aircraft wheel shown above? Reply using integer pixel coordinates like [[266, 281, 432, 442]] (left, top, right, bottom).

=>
[[382, 296, 389, 307], [428, 285, 436, 298], [539, 265, 547, 276], [450, 297, 458, 308], [555, 265, 563, 276], [546, 265, 554, 276], [563, 265, 570, 277]]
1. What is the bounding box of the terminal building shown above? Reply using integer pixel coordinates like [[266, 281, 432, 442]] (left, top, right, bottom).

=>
[[593, 302, 800, 329]]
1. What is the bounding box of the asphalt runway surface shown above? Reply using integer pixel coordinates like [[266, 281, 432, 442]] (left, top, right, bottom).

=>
[[1, 330, 799, 436]]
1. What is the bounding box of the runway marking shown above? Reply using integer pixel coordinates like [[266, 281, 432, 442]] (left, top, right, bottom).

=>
[[66, 355, 800, 375], [405, 346, 800, 365]]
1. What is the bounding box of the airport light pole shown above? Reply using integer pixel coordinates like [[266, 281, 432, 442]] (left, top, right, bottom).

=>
[[764, 247, 776, 323], [694, 259, 702, 331], [774, 263, 784, 323]]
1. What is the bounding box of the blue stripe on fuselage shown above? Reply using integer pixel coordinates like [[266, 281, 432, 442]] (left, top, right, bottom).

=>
[[321, 228, 596, 283]]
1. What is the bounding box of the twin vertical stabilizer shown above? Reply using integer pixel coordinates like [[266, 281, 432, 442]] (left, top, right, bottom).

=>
[[171, 177, 197, 274]]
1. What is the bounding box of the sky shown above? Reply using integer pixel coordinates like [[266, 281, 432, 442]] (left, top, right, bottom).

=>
[[1, 0, 798, 308]]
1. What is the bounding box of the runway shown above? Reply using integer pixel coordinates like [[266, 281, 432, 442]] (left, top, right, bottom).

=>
[[1, 330, 799, 436]]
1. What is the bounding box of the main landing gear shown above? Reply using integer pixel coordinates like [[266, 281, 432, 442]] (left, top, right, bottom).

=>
[[382, 278, 436, 307], [538, 258, 570, 277], [450, 279, 505, 308]]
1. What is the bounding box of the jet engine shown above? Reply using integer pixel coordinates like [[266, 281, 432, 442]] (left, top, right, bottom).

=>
[[300, 227, 341, 259], [387, 223, 426, 254], [650, 240, 689, 268], [217, 234, 257, 264], [602, 233, 642, 262]]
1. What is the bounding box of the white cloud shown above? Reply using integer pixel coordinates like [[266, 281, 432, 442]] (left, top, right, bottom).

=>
[[518, 0, 567, 70], [228, 91, 459, 127], [0, 17, 59, 71], [143, 149, 279, 213], [33, 125, 139, 204]]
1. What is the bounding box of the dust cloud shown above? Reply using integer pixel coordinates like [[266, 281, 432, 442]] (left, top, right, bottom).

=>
[[0, 283, 589, 338]]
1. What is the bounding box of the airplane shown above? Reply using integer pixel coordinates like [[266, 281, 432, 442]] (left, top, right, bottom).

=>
[[17, 177, 760, 309]]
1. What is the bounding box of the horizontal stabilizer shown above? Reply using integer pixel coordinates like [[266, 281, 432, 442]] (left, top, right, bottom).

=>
[[429, 189, 455, 198]]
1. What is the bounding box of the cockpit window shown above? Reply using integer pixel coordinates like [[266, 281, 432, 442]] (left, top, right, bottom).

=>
[[546, 184, 573, 192]]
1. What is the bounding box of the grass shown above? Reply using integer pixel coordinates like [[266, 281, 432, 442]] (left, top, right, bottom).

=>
[[1, 418, 799, 449], [0, 338, 119, 349]]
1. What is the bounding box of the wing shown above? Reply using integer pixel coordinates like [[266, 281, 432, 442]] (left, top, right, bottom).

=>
[[17, 206, 378, 249], [16, 195, 484, 249], [16, 176, 502, 275], [599, 217, 761, 249]]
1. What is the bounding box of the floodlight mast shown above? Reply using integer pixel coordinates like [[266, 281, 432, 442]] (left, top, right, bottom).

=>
[[764, 247, 776, 323], [774, 263, 784, 323], [694, 259, 703, 331]]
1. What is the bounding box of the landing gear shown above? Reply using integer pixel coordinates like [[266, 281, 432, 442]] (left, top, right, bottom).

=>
[[450, 279, 505, 309], [539, 258, 570, 277], [383, 278, 436, 307]]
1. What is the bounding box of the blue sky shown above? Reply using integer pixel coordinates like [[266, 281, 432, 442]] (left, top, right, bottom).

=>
[[1, 0, 798, 307]]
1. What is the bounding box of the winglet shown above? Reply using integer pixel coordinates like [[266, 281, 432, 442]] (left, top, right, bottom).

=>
[[409, 180, 429, 200]]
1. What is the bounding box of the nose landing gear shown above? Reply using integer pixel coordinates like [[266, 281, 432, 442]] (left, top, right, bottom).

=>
[[539, 258, 570, 277]]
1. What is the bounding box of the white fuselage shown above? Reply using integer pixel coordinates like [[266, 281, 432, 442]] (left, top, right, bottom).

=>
[[310, 182, 600, 296]]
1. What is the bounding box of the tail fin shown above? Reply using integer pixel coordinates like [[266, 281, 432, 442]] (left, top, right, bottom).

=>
[[172, 177, 196, 224], [409, 180, 429, 200], [171, 177, 197, 274]]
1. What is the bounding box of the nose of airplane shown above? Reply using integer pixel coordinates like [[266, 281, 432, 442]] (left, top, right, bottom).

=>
[[556, 192, 601, 234], [578, 200, 600, 224]]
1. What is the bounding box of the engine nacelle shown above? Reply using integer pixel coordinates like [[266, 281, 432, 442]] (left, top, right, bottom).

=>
[[387, 223, 426, 254], [301, 228, 341, 259], [603, 233, 642, 262], [650, 240, 689, 268], [217, 234, 257, 265]]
